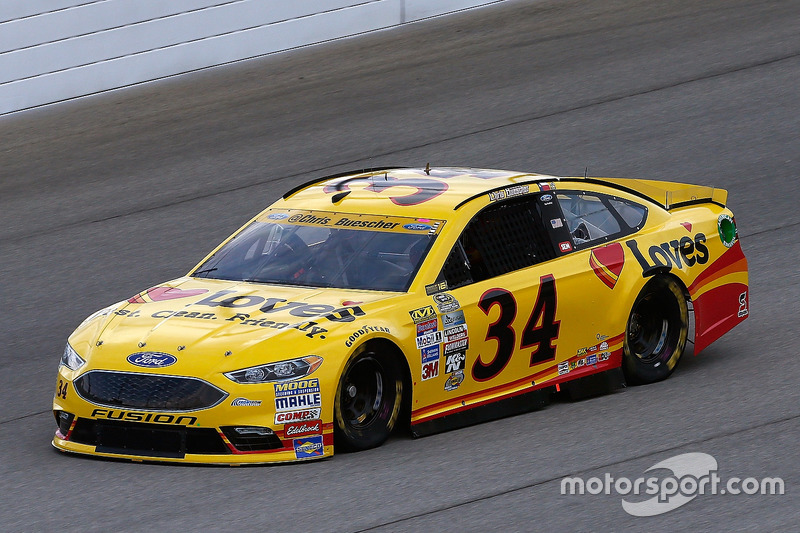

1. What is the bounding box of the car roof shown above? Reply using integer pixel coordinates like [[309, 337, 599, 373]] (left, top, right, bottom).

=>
[[276, 167, 559, 218]]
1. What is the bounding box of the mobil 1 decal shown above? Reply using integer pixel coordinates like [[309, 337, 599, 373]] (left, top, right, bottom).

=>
[[472, 275, 560, 382], [626, 232, 709, 276]]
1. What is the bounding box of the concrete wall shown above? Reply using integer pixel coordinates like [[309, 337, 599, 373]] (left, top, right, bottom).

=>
[[0, 0, 502, 115]]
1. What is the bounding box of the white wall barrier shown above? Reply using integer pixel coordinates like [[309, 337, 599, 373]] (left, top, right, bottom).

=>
[[0, 0, 501, 115]]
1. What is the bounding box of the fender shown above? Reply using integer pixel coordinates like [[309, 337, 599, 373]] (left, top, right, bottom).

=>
[[688, 241, 749, 354]]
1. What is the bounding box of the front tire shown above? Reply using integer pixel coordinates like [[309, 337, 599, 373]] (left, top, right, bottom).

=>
[[622, 276, 688, 384], [334, 346, 403, 452]]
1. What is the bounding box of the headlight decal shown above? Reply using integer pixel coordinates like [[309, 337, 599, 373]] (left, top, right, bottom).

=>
[[60, 343, 86, 371], [224, 355, 322, 384]]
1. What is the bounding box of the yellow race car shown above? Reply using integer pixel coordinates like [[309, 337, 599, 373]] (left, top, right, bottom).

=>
[[53, 167, 749, 464]]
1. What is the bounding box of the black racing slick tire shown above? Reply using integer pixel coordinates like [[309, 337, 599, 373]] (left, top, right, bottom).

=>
[[622, 276, 689, 385], [334, 346, 404, 452]]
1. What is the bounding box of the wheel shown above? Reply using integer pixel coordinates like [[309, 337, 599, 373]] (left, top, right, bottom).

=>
[[622, 276, 688, 384], [334, 346, 404, 452]]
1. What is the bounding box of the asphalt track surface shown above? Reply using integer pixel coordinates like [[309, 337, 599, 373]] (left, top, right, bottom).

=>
[[1, 0, 799, 530]]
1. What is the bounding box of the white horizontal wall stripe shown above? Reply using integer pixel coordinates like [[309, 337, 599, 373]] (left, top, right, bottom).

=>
[[0, 1, 102, 23], [404, 0, 503, 22], [0, 0, 503, 115], [0, 0, 379, 83], [0, 0, 239, 52]]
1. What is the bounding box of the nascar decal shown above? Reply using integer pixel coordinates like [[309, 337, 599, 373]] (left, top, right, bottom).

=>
[[589, 242, 625, 289], [433, 293, 460, 313], [128, 286, 208, 303]]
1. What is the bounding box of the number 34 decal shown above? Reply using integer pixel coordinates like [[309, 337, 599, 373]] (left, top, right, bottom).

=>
[[472, 275, 560, 382]]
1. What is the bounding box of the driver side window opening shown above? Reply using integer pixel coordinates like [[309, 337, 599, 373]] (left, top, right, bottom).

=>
[[440, 197, 555, 289]]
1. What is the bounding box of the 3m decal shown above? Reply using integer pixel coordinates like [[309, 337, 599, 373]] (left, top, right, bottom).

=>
[[294, 435, 324, 459], [472, 275, 560, 382], [559, 241, 573, 252], [626, 234, 709, 275], [421, 359, 439, 381], [589, 242, 625, 289], [410, 305, 436, 323]]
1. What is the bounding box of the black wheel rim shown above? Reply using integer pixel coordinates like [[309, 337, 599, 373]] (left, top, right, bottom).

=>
[[340, 356, 385, 430], [628, 293, 678, 365]]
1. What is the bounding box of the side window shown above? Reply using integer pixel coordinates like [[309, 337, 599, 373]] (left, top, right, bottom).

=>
[[557, 192, 647, 247], [440, 197, 555, 289]]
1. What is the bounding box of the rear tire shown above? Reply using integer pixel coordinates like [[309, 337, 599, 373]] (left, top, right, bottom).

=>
[[334, 346, 403, 452], [622, 276, 688, 384]]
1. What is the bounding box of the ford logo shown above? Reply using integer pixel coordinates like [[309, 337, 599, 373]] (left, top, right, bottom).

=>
[[127, 352, 177, 368], [403, 223, 431, 231], [540, 194, 553, 202], [267, 213, 289, 220]]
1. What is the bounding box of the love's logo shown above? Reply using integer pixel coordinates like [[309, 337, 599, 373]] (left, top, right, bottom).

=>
[[128, 286, 209, 304], [589, 243, 625, 289]]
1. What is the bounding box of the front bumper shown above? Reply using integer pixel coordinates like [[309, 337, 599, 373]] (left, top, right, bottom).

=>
[[52, 366, 333, 464]]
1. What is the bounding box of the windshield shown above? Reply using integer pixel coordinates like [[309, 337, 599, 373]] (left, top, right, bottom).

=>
[[192, 210, 442, 292]]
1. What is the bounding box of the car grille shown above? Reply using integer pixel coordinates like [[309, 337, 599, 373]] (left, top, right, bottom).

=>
[[70, 418, 230, 458], [220, 426, 284, 452], [74, 370, 228, 411]]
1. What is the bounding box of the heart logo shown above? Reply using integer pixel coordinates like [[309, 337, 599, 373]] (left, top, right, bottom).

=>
[[589, 243, 624, 289], [128, 286, 208, 303]]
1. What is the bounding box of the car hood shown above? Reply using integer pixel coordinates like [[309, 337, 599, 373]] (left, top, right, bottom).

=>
[[70, 277, 399, 376]]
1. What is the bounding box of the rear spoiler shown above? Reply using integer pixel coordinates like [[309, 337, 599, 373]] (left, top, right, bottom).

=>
[[569, 177, 728, 210]]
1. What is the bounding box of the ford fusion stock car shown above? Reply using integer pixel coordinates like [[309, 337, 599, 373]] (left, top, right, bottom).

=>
[[53, 167, 748, 463]]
